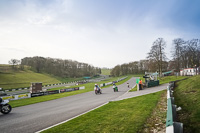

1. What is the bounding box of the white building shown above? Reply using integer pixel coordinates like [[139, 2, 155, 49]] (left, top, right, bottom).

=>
[[180, 68, 199, 76]]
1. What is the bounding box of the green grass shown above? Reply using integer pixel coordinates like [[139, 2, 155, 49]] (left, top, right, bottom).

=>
[[174, 75, 200, 133], [42, 91, 164, 133], [101, 68, 111, 75], [9, 75, 133, 108], [0, 70, 61, 89], [129, 85, 137, 92], [158, 75, 187, 84], [54, 76, 85, 83], [0, 64, 100, 90]]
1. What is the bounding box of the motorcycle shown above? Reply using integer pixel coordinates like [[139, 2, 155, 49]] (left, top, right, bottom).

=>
[[95, 88, 102, 95], [113, 85, 118, 92], [0, 98, 12, 114]]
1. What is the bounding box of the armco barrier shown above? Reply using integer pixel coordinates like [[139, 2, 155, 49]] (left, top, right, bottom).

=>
[[1, 80, 84, 92], [100, 76, 128, 87], [166, 82, 183, 133]]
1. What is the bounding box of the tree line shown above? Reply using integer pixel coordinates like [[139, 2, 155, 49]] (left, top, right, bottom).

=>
[[9, 56, 101, 78], [111, 38, 200, 77]]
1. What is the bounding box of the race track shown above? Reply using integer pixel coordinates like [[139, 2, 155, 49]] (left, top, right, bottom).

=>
[[0, 77, 136, 133]]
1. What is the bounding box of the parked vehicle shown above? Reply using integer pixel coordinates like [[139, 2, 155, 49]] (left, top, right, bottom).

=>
[[0, 98, 12, 114]]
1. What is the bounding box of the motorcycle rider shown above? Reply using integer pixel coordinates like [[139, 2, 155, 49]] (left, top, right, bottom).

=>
[[127, 82, 129, 88], [0, 97, 12, 114], [112, 83, 118, 91], [94, 84, 101, 92]]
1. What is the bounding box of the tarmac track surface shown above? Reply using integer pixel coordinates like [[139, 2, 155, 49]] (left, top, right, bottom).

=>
[[0, 77, 136, 133]]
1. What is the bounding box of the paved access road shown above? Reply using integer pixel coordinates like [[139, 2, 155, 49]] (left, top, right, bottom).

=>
[[0, 77, 136, 133]]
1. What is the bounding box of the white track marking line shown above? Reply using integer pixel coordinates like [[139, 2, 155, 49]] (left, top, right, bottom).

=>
[[35, 102, 109, 133]]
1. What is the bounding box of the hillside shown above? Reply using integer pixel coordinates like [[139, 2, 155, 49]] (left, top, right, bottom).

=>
[[0, 65, 64, 89], [101, 68, 111, 75], [174, 75, 200, 132]]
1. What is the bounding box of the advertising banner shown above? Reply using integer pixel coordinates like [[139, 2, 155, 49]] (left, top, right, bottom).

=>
[[18, 93, 31, 99], [47, 90, 59, 94], [1, 95, 15, 100], [74, 87, 79, 91], [79, 86, 85, 90], [65, 88, 75, 92], [31, 92, 45, 97], [60, 89, 66, 93]]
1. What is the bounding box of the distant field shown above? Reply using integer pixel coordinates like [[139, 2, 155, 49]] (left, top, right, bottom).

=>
[[101, 68, 111, 75]]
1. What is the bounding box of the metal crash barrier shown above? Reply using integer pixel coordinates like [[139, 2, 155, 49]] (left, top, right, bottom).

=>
[[166, 82, 183, 133]]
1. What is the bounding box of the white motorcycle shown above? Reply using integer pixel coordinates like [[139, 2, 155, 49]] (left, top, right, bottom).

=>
[[0, 98, 12, 114]]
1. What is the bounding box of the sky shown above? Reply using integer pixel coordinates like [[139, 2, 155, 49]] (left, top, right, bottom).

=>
[[0, 0, 200, 68]]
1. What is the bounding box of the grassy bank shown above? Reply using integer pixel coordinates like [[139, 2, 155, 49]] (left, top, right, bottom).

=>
[[174, 75, 200, 133], [0, 70, 61, 89], [9, 75, 132, 108], [158, 76, 187, 84], [0, 64, 98, 90], [42, 91, 164, 133]]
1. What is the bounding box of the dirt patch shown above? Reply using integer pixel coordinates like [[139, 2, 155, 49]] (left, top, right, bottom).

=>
[[140, 91, 167, 133]]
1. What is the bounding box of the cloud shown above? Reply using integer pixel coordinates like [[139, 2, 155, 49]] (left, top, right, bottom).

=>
[[0, 0, 200, 68]]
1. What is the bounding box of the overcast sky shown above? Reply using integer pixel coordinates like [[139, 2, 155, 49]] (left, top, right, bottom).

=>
[[0, 0, 200, 68]]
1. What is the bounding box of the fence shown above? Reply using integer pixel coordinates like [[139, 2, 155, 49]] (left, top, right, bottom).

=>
[[2, 80, 86, 92], [166, 82, 183, 133], [1, 86, 85, 100]]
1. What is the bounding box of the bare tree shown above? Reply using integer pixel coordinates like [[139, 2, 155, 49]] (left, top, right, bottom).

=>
[[186, 39, 200, 67], [8, 59, 20, 70], [171, 38, 185, 72], [147, 38, 167, 76]]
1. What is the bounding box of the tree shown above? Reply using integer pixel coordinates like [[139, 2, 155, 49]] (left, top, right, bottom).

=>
[[111, 65, 121, 77], [186, 39, 200, 68], [147, 38, 167, 76], [171, 38, 185, 72], [8, 59, 20, 70], [21, 56, 100, 78]]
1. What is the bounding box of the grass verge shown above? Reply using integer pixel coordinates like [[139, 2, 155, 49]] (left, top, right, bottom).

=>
[[140, 91, 167, 132], [174, 75, 200, 133], [129, 85, 137, 92], [42, 91, 165, 133]]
